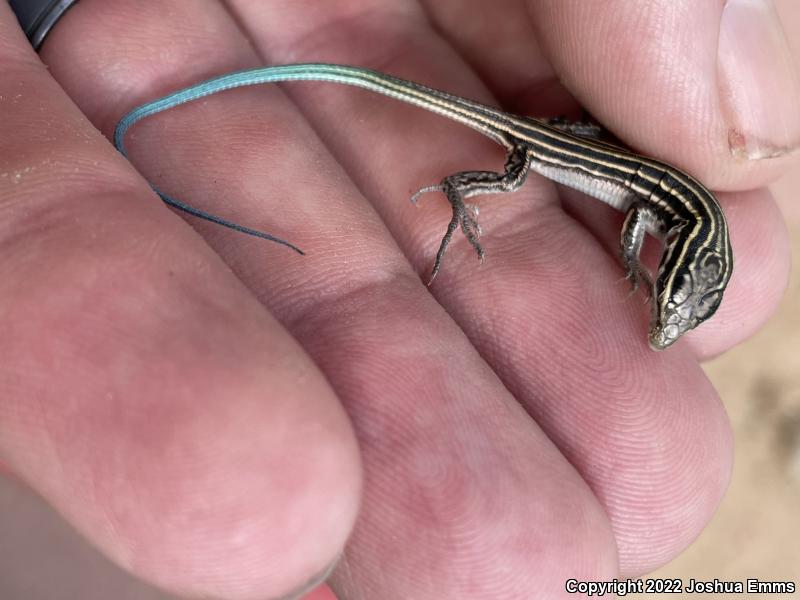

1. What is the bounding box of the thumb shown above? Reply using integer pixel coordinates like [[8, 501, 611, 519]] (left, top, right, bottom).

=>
[[528, 0, 800, 190]]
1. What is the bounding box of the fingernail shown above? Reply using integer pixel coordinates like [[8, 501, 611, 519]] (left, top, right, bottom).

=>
[[718, 0, 800, 159]]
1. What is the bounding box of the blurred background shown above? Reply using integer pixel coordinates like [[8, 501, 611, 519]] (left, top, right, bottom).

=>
[[2, 2, 799, 599]]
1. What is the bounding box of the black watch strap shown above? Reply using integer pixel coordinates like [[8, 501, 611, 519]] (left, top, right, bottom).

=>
[[8, 0, 79, 50]]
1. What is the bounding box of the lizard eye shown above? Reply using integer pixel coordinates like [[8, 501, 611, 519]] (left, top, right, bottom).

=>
[[698, 253, 722, 285]]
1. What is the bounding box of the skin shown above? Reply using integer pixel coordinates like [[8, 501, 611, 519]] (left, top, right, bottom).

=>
[[0, 0, 796, 598]]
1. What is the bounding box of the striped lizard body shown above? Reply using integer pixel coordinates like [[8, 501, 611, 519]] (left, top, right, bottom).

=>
[[114, 64, 733, 350]]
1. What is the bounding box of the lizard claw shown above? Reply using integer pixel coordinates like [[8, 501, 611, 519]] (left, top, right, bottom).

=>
[[621, 266, 653, 302]]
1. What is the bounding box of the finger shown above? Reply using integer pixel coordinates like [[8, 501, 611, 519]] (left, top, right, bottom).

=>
[[49, 0, 621, 597], [228, 0, 738, 580], [223, 4, 744, 583], [419, 0, 571, 113], [421, 0, 789, 572], [0, 4, 360, 600], [527, 0, 800, 191]]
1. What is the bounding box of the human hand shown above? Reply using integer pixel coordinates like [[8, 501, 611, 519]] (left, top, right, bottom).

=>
[[1, 1, 796, 599]]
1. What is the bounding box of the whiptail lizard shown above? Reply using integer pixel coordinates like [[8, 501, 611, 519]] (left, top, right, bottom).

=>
[[114, 64, 733, 350]]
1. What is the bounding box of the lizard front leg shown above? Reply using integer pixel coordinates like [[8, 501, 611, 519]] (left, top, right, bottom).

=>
[[620, 203, 655, 298]]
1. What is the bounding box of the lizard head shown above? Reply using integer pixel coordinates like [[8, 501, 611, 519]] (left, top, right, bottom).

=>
[[648, 246, 731, 350]]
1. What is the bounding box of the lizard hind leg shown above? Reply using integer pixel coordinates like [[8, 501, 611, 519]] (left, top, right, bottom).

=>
[[427, 145, 532, 284]]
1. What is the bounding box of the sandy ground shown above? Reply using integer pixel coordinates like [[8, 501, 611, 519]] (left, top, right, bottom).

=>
[[2, 4, 800, 600]]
